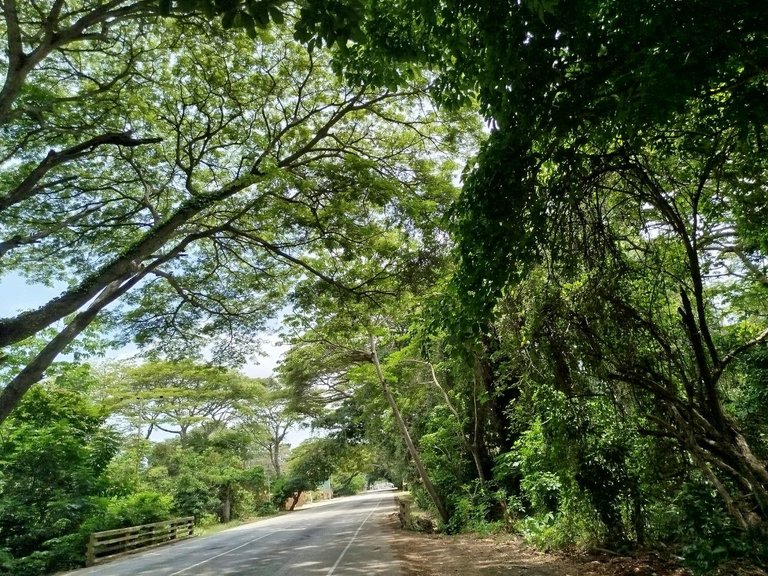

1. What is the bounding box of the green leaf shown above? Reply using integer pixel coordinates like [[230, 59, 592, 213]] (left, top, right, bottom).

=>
[[267, 5, 284, 25], [221, 10, 236, 29], [249, 2, 270, 28]]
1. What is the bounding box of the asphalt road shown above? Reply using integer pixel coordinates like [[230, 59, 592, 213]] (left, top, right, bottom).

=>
[[64, 490, 402, 576]]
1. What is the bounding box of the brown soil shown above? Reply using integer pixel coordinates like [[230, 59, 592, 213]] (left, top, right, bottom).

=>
[[384, 512, 700, 576]]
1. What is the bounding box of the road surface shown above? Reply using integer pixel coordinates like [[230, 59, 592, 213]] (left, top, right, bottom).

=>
[[64, 490, 401, 576]]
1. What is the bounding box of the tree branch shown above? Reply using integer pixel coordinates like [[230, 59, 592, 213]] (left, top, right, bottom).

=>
[[0, 131, 162, 214]]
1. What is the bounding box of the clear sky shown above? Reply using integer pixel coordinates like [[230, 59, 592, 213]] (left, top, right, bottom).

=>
[[0, 274, 63, 317]]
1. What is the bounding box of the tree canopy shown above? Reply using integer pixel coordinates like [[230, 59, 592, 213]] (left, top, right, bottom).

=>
[[0, 1, 472, 420]]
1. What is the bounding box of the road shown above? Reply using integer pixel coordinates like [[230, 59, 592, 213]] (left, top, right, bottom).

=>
[[64, 490, 402, 576]]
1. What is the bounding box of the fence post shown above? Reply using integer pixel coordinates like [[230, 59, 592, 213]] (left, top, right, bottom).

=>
[[86, 533, 97, 566]]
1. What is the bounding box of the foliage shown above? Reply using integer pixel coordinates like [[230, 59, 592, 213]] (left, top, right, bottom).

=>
[[0, 369, 119, 574], [243, 378, 300, 476], [147, 427, 268, 522], [104, 360, 264, 443], [0, 0, 471, 422], [2, 2, 768, 574]]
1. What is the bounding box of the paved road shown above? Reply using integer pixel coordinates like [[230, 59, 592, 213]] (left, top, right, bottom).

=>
[[64, 491, 402, 576]]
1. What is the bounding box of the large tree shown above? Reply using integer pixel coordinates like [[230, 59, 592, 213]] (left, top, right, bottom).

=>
[[0, 2, 466, 420], [104, 360, 262, 444]]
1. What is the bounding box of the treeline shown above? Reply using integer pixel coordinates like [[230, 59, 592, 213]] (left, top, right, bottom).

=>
[[276, 184, 768, 572]]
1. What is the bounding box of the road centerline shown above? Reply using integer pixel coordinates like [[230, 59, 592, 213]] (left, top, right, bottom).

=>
[[167, 531, 275, 576], [325, 496, 384, 576]]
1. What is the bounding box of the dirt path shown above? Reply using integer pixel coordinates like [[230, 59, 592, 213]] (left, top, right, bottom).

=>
[[384, 513, 692, 576]]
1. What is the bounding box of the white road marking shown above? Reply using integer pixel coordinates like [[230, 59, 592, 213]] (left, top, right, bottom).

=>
[[167, 532, 274, 575], [325, 497, 384, 576]]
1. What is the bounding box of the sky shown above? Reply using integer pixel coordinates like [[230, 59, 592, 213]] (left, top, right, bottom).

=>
[[0, 274, 62, 317]]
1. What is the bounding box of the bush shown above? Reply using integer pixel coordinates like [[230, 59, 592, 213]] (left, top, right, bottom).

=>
[[270, 476, 313, 509], [106, 491, 174, 527], [196, 513, 219, 529], [256, 501, 279, 516], [173, 474, 220, 521], [444, 482, 509, 535], [664, 481, 768, 574], [231, 489, 258, 519]]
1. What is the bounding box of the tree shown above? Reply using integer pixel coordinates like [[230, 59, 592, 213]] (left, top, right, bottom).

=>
[[281, 288, 453, 523], [536, 128, 768, 528], [290, 0, 768, 532], [191, 0, 768, 556], [105, 360, 262, 445], [245, 378, 300, 476], [0, 366, 119, 574], [0, 2, 467, 422], [146, 425, 267, 523], [276, 437, 337, 511], [190, 425, 266, 522]]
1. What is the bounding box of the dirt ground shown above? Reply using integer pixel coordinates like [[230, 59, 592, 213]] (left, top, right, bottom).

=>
[[383, 512, 766, 576]]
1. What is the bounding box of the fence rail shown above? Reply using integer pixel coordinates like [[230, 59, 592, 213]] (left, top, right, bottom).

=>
[[86, 517, 195, 566]]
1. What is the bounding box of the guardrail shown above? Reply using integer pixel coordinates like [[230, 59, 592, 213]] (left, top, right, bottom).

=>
[[86, 516, 195, 566]]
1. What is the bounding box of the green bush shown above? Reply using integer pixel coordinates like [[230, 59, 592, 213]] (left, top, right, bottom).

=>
[[231, 489, 257, 519], [667, 481, 768, 574], [173, 474, 220, 520], [270, 476, 313, 508], [106, 491, 174, 527], [0, 380, 121, 575], [444, 481, 509, 535], [196, 513, 220, 529], [256, 501, 279, 516]]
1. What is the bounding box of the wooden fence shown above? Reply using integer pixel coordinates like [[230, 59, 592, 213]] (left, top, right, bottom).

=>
[[86, 517, 195, 566]]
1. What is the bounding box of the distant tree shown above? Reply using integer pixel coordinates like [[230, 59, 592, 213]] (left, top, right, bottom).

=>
[[148, 425, 267, 523], [245, 378, 300, 476], [275, 438, 336, 511], [105, 360, 263, 445], [281, 290, 452, 523]]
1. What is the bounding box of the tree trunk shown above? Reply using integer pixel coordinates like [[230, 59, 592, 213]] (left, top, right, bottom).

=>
[[220, 484, 232, 523], [271, 440, 281, 476], [0, 274, 144, 422], [661, 398, 767, 529], [417, 359, 487, 484], [473, 332, 520, 454], [369, 334, 451, 524]]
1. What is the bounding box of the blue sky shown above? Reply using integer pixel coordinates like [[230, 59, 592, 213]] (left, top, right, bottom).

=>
[[0, 274, 63, 317]]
